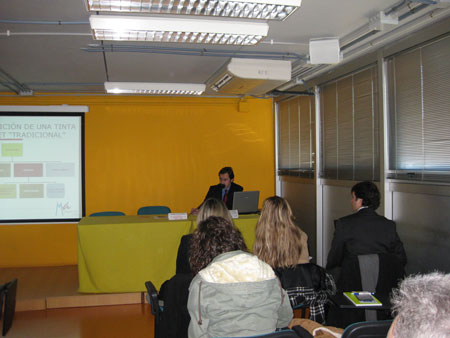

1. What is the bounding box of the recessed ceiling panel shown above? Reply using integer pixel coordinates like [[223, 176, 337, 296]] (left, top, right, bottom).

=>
[[0, 0, 89, 21], [106, 51, 228, 83], [0, 35, 106, 87]]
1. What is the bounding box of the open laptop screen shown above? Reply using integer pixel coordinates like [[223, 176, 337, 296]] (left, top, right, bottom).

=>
[[232, 191, 259, 214]]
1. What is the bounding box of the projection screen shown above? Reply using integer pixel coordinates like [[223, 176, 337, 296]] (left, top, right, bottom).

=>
[[0, 106, 86, 223]]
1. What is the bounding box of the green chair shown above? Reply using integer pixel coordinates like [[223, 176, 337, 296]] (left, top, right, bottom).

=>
[[89, 211, 125, 216], [137, 206, 171, 215]]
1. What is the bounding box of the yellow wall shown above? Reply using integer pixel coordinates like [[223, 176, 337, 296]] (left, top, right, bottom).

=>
[[0, 95, 275, 267]]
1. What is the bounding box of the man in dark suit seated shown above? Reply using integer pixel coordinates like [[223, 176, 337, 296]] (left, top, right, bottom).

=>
[[326, 181, 407, 274], [191, 166, 243, 214], [326, 181, 407, 327]]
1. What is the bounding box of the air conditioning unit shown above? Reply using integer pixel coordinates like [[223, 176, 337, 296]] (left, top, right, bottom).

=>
[[207, 58, 291, 95]]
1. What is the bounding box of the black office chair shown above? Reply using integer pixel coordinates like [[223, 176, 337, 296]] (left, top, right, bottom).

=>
[[0, 278, 18, 336], [144, 281, 162, 338], [328, 253, 403, 327], [89, 211, 125, 216], [342, 320, 393, 338], [214, 329, 302, 337], [137, 206, 171, 215]]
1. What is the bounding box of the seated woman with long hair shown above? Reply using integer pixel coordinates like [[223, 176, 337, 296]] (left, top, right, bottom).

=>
[[159, 198, 234, 338], [187, 216, 293, 338], [253, 196, 336, 324], [176, 197, 233, 273]]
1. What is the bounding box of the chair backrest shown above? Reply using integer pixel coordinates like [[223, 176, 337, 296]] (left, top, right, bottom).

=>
[[137, 206, 171, 215], [145, 281, 162, 338], [335, 253, 403, 326], [89, 211, 125, 216], [215, 329, 301, 338], [342, 320, 393, 338], [1, 278, 17, 336], [339, 253, 404, 295]]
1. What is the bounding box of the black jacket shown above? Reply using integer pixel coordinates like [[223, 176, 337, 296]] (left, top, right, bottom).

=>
[[326, 208, 407, 271], [176, 234, 192, 274], [203, 182, 243, 210]]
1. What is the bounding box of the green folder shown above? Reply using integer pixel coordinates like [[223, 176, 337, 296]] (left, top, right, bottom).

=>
[[343, 291, 382, 306]]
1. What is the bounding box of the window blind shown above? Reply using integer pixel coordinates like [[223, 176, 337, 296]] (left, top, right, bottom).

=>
[[320, 65, 380, 181], [277, 95, 315, 177], [387, 34, 450, 182]]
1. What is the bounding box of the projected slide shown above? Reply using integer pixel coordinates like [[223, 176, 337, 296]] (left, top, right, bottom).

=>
[[0, 115, 83, 222]]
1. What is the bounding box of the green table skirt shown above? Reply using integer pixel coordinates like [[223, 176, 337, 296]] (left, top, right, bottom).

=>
[[77, 214, 258, 293]]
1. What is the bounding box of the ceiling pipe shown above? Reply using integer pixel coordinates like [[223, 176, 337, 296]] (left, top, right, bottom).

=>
[[0, 31, 91, 37], [82, 44, 305, 61], [0, 68, 31, 94], [0, 20, 89, 25], [270, 89, 314, 96]]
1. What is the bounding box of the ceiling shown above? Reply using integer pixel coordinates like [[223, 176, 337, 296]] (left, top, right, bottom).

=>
[[0, 0, 448, 96]]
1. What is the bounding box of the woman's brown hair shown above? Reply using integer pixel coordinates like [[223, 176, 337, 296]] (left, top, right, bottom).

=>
[[189, 216, 247, 275], [253, 196, 305, 268]]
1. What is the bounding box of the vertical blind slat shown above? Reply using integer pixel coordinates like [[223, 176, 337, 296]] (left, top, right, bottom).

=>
[[388, 34, 450, 181], [277, 96, 315, 175], [289, 99, 300, 169], [278, 101, 290, 169], [322, 83, 338, 179], [320, 65, 379, 181]]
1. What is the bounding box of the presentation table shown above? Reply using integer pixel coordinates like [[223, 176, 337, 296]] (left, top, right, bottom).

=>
[[77, 214, 259, 293]]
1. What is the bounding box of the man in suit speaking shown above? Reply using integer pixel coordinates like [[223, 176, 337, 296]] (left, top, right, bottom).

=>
[[192, 167, 243, 214]]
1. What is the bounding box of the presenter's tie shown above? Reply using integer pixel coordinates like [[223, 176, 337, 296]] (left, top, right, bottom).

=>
[[223, 190, 229, 204]]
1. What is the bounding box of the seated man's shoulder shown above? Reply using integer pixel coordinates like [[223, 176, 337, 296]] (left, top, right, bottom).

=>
[[232, 182, 244, 191], [336, 212, 359, 225]]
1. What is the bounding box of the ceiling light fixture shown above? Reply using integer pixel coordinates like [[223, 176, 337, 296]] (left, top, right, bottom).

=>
[[104, 82, 206, 95], [89, 15, 269, 45], [86, 0, 301, 21]]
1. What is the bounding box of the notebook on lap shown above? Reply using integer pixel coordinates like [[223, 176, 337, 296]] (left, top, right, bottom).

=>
[[232, 191, 259, 214]]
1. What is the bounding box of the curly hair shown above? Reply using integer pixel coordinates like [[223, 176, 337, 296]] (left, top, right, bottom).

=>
[[189, 216, 247, 275], [253, 196, 305, 268], [351, 181, 380, 210], [197, 198, 233, 225]]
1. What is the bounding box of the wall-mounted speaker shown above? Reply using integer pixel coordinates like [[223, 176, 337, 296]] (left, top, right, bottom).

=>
[[309, 38, 341, 64]]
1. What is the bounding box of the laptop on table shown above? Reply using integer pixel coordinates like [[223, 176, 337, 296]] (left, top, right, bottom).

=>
[[232, 191, 260, 214]]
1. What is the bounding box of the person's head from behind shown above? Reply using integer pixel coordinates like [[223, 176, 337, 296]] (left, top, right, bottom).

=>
[[197, 198, 233, 225], [190, 216, 247, 275], [351, 181, 380, 211], [218, 167, 234, 189], [388, 272, 450, 338], [254, 196, 305, 268]]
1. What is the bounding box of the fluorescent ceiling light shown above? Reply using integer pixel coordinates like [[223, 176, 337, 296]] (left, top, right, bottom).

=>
[[86, 0, 301, 21], [90, 15, 268, 45], [104, 82, 206, 95]]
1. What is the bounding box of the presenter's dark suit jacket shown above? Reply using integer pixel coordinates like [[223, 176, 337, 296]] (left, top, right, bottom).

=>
[[326, 208, 407, 271], [203, 182, 243, 210]]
